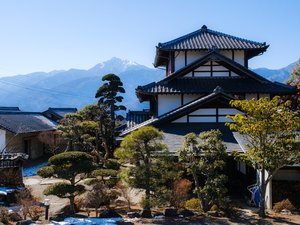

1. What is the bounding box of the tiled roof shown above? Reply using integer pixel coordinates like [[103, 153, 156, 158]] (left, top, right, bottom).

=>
[[158, 123, 243, 153], [158, 25, 267, 51], [154, 25, 268, 67], [0, 112, 57, 134], [137, 77, 296, 95], [44, 107, 77, 119], [0, 107, 21, 112], [121, 87, 232, 136]]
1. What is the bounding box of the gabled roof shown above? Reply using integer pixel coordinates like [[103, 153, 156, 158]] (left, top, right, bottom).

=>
[[155, 25, 268, 67], [0, 112, 57, 134], [165, 50, 269, 83], [121, 87, 232, 136], [137, 51, 296, 101]]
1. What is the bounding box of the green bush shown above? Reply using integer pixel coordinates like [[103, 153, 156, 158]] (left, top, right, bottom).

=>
[[273, 199, 296, 213], [184, 198, 201, 210]]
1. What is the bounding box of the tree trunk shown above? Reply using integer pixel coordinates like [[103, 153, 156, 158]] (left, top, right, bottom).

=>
[[259, 168, 266, 218], [69, 196, 75, 215], [192, 168, 204, 211], [144, 148, 151, 210]]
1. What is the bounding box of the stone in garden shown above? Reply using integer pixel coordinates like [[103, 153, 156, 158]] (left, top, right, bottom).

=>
[[16, 220, 33, 225], [164, 208, 178, 217], [141, 209, 152, 218], [99, 209, 122, 218], [127, 212, 140, 218], [179, 209, 194, 217]]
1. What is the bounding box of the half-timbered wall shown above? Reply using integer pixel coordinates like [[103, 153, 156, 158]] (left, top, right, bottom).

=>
[[173, 50, 245, 73], [158, 94, 203, 116], [171, 107, 242, 123]]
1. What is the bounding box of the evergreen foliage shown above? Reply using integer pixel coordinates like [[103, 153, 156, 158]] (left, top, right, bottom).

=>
[[227, 96, 300, 217], [37, 151, 95, 214], [95, 73, 126, 158], [178, 130, 228, 212], [115, 126, 179, 211]]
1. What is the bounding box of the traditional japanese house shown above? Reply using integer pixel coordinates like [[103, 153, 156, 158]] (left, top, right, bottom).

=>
[[43, 107, 77, 122], [120, 25, 298, 208]]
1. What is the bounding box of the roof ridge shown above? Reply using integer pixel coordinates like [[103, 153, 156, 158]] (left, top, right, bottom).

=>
[[159, 25, 266, 49]]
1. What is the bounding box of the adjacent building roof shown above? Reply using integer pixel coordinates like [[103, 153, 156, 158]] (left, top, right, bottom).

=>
[[155, 25, 268, 67], [0, 107, 21, 112], [0, 112, 57, 134], [43, 107, 77, 122], [158, 123, 243, 153]]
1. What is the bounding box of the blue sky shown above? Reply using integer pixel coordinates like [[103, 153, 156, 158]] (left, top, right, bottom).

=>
[[0, 0, 299, 76]]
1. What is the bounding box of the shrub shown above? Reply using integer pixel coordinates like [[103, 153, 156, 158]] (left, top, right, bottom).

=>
[[0, 206, 9, 224], [28, 205, 44, 221], [184, 198, 200, 210], [273, 199, 296, 213], [170, 179, 192, 208]]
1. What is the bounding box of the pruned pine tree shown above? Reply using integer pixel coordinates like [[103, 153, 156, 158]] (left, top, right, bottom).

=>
[[178, 130, 228, 212]]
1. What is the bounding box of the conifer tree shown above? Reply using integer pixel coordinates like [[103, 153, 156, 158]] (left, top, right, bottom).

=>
[[178, 130, 228, 212], [115, 126, 176, 216], [95, 73, 126, 158]]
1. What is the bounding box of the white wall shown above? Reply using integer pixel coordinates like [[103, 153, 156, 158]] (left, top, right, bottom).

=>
[[183, 94, 202, 104], [174, 51, 186, 71], [158, 95, 181, 116], [234, 50, 244, 66], [0, 129, 6, 152], [245, 93, 257, 100]]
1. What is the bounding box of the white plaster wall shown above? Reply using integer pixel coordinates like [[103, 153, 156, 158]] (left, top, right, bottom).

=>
[[183, 94, 202, 104], [189, 116, 216, 123], [158, 95, 181, 116], [172, 116, 187, 123], [220, 50, 232, 59], [219, 116, 232, 123], [245, 93, 257, 100], [219, 108, 242, 115], [194, 71, 210, 77], [186, 51, 206, 64], [234, 50, 244, 66], [174, 51, 185, 71], [0, 129, 6, 152], [259, 94, 270, 99], [190, 108, 216, 115]]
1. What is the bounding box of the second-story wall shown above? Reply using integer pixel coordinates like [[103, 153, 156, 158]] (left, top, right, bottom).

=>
[[170, 50, 245, 75], [157, 93, 270, 116]]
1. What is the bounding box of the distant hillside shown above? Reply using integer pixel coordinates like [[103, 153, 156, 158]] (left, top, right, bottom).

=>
[[0, 58, 164, 112], [0, 57, 297, 112], [253, 61, 297, 83]]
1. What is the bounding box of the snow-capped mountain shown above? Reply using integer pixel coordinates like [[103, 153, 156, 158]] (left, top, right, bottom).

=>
[[0, 58, 297, 112]]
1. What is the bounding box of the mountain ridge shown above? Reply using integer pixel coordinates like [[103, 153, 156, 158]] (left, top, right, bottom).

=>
[[0, 57, 296, 112]]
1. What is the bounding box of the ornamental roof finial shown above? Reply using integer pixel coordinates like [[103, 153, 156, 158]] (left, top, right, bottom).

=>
[[201, 25, 207, 30]]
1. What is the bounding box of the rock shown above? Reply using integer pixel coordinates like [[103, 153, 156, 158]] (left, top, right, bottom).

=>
[[127, 212, 140, 218], [16, 220, 33, 225], [116, 221, 134, 225], [280, 209, 292, 215], [141, 209, 152, 218], [99, 209, 122, 218], [207, 211, 219, 217], [179, 209, 194, 217], [164, 208, 178, 217]]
